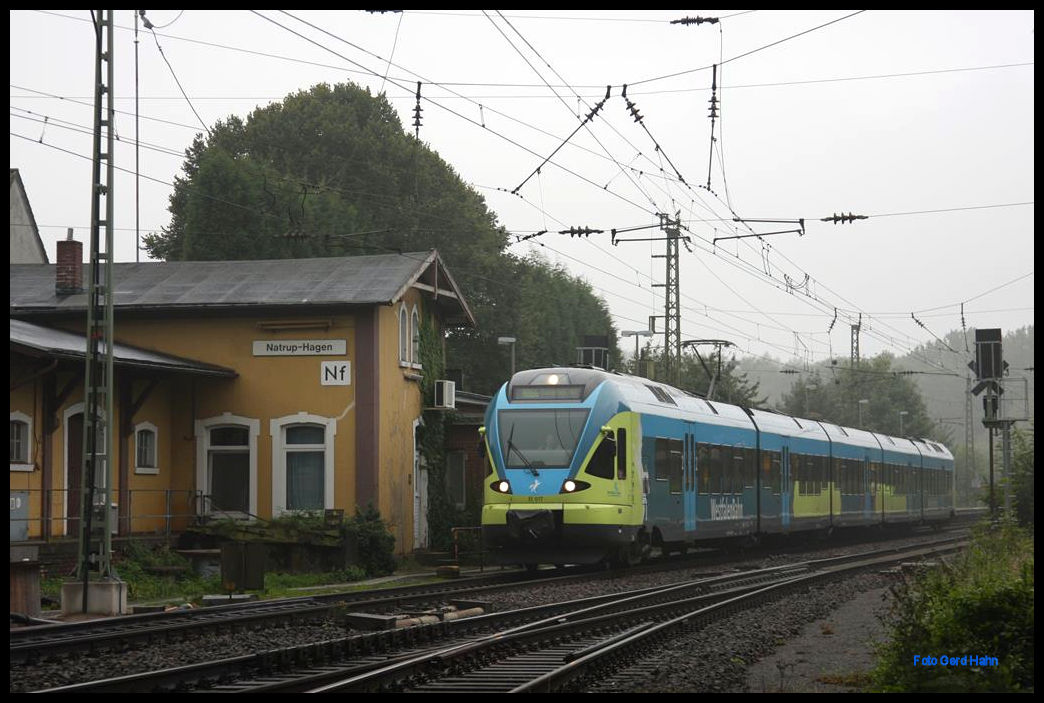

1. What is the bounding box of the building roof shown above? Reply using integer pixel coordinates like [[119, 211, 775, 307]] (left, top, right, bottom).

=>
[[10, 318, 238, 378], [9, 250, 474, 325], [9, 168, 48, 264]]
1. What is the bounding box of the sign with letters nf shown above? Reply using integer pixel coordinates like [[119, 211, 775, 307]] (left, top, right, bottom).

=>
[[321, 361, 351, 386], [253, 339, 347, 356]]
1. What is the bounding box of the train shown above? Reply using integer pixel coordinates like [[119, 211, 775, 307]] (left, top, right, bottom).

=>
[[480, 367, 955, 568]]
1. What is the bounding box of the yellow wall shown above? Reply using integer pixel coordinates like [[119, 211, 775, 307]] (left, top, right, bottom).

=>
[[376, 292, 427, 554], [110, 314, 359, 523], [10, 372, 44, 539], [12, 300, 441, 552]]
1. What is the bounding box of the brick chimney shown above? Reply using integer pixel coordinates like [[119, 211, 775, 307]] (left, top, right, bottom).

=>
[[55, 228, 83, 295]]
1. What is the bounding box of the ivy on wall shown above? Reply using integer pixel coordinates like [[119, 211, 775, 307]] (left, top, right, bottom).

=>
[[415, 310, 454, 551]]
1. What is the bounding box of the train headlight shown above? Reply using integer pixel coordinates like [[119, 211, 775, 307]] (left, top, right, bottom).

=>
[[492, 480, 511, 494], [560, 479, 590, 493]]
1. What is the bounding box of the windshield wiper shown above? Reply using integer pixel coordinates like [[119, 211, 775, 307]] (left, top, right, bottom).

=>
[[506, 425, 539, 476]]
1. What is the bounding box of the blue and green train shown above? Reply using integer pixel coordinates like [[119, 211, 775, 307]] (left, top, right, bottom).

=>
[[481, 367, 955, 567]]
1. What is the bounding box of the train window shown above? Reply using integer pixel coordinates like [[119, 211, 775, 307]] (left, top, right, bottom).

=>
[[655, 438, 670, 481], [763, 451, 781, 495], [668, 440, 683, 494], [697, 444, 711, 495], [585, 436, 615, 480], [709, 445, 725, 493], [739, 450, 754, 489], [616, 429, 627, 480], [498, 409, 589, 469]]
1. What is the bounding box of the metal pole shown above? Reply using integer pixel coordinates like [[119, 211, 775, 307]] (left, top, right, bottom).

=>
[[988, 427, 995, 518], [1001, 422, 1013, 516], [511, 342, 516, 376]]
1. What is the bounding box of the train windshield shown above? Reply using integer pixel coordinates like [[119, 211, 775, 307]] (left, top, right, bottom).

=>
[[498, 409, 590, 469]]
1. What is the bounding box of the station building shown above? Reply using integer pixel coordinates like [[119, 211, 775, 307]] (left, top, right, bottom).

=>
[[9, 242, 474, 555]]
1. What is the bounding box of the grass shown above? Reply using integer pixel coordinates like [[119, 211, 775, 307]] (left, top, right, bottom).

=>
[[39, 541, 437, 608]]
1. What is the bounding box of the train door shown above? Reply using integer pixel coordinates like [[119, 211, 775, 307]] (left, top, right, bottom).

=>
[[781, 445, 792, 530], [684, 426, 697, 533]]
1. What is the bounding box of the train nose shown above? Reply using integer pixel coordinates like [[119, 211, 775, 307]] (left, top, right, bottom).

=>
[[506, 509, 557, 542]]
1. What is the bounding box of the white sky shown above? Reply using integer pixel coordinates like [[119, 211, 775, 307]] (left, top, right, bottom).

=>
[[9, 10, 1035, 374]]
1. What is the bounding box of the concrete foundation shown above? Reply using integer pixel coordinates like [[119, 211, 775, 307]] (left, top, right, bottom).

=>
[[10, 552, 41, 618], [61, 578, 128, 616]]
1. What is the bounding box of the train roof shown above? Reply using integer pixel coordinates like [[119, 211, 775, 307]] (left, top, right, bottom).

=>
[[502, 367, 952, 460]]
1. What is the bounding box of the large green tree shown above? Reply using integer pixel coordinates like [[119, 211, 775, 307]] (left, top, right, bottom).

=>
[[145, 82, 618, 394]]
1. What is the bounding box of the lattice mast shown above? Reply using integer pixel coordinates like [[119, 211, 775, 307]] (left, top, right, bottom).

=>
[[77, 9, 117, 589]]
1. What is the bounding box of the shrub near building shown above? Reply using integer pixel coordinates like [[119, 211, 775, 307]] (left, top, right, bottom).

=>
[[870, 522, 1034, 692]]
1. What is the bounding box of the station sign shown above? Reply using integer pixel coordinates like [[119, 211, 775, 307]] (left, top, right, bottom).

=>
[[252, 339, 347, 356], [320, 361, 351, 386]]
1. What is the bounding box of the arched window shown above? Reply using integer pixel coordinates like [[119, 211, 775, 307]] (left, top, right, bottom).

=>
[[270, 413, 336, 515], [195, 413, 259, 518], [10, 411, 32, 471], [411, 306, 421, 368], [399, 305, 409, 364], [134, 421, 159, 475]]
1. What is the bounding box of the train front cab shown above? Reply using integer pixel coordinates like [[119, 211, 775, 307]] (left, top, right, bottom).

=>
[[480, 370, 645, 567]]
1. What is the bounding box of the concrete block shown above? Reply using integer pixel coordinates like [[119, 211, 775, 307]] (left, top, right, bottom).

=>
[[61, 579, 128, 616], [201, 593, 258, 606]]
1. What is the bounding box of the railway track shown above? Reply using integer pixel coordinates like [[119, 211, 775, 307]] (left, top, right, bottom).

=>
[[33, 533, 967, 693], [320, 538, 968, 694]]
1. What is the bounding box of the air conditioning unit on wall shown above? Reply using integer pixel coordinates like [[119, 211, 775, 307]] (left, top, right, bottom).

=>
[[434, 380, 456, 409]]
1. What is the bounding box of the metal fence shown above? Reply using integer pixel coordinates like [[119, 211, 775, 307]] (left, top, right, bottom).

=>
[[9, 488, 203, 542]]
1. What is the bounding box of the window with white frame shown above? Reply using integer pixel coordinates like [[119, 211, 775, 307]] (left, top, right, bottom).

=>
[[286, 425, 325, 510], [271, 413, 336, 515], [195, 414, 259, 518], [446, 450, 466, 510], [399, 304, 410, 364], [411, 306, 421, 368], [208, 425, 251, 514], [10, 412, 32, 471], [134, 422, 159, 475]]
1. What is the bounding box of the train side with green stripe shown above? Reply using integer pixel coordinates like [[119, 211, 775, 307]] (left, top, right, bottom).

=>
[[481, 367, 955, 568]]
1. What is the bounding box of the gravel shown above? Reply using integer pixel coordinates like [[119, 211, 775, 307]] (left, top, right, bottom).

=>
[[12, 530, 938, 693], [582, 571, 895, 693]]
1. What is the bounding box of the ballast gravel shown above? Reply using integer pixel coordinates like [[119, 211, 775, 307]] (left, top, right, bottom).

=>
[[11, 531, 937, 693]]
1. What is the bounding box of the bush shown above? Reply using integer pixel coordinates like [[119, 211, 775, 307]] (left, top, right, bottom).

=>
[[112, 540, 221, 603], [344, 505, 397, 577], [869, 522, 1034, 692]]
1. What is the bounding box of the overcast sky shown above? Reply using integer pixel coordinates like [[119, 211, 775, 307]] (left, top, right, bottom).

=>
[[9, 10, 1035, 375]]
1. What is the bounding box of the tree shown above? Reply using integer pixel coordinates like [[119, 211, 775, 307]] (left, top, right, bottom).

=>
[[778, 354, 945, 441], [1010, 424, 1034, 526], [145, 81, 618, 395]]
